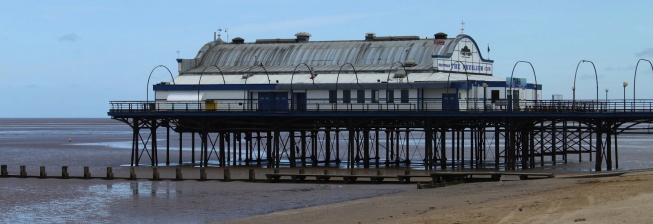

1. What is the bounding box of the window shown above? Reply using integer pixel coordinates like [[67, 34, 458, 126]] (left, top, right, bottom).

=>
[[386, 90, 394, 103], [371, 90, 379, 103], [329, 90, 337, 103], [401, 89, 409, 103], [357, 90, 365, 103], [343, 90, 351, 103]]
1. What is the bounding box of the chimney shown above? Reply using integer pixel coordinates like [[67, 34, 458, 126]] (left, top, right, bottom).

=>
[[232, 37, 245, 44], [365, 32, 376, 41], [295, 32, 311, 43]]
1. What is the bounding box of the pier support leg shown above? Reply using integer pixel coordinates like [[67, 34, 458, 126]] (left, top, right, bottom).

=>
[[192, 132, 196, 167], [495, 125, 500, 170], [166, 124, 170, 166], [425, 124, 433, 170], [375, 128, 380, 168], [325, 127, 331, 166], [595, 127, 603, 171], [349, 127, 355, 169], [405, 128, 410, 166], [364, 128, 370, 169], [179, 132, 183, 165], [151, 119, 158, 167], [606, 131, 612, 171], [440, 129, 447, 170], [301, 131, 307, 167], [290, 131, 296, 168], [274, 130, 281, 168]]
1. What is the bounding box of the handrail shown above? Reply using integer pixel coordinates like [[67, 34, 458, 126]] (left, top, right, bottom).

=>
[[109, 99, 653, 114]]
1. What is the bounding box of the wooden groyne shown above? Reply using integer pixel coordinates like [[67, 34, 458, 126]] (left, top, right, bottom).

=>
[[0, 165, 553, 186]]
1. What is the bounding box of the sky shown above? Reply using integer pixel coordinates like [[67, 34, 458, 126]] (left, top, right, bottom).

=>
[[1, 0, 653, 118]]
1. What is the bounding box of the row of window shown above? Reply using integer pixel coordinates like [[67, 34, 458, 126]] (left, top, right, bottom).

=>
[[328, 90, 409, 103]]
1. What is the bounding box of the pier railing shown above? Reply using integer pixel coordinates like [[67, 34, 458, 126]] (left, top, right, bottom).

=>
[[108, 99, 653, 114]]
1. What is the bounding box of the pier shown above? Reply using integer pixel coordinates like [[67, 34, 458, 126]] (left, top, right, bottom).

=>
[[108, 100, 653, 171], [107, 31, 653, 172]]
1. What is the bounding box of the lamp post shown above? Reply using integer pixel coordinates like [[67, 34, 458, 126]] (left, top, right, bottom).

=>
[[605, 88, 609, 112], [483, 83, 488, 112], [572, 86, 576, 110], [623, 82, 628, 111]]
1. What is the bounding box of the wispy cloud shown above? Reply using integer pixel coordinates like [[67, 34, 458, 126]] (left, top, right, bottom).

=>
[[605, 65, 635, 71], [605, 64, 652, 73], [635, 48, 653, 58], [579, 73, 604, 80], [59, 33, 80, 42]]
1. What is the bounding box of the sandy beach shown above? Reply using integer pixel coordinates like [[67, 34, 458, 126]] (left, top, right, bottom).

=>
[[222, 170, 653, 224]]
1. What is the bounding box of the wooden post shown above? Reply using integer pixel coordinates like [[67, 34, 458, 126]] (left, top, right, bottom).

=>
[[19, 165, 26, 178], [176, 168, 183, 181], [106, 167, 114, 180], [223, 169, 231, 181], [83, 166, 91, 179], [39, 166, 47, 178], [153, 167, 160, 181], [130, 167, 137, 180], [200, 168, 207, 181], [248, 169, 255, 181], [62, 166, 69, 179], [1, 165, 8, 177]]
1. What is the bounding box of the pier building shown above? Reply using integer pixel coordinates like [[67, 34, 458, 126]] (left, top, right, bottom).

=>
[[109, 30, 652, 172]]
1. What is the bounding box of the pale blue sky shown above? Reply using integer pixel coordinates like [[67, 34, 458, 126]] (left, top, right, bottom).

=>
[[1, 0, 653, 117]]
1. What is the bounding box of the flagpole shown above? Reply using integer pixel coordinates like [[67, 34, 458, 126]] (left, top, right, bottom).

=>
[[487, 43, 490, 59]]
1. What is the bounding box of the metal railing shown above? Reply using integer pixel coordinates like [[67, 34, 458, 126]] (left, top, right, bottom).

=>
[[108, 99, 653, 114]]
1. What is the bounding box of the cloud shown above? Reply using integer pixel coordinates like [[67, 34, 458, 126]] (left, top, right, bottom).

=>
[[605, 64, 652, 73], [605, 65, 635, 71], [59, 33, 80, 42], [579, 73, 604, 80], [635, 48, 653, 58]]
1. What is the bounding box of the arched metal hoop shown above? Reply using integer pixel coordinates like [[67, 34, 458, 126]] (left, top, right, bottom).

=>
[[573, 60, 599, 109], [335, 63, 362, 94], [146, 65, 176, 103], [197, 65, 225, 106], [634, 59, 653, 102], [509, 61, 538, 108], [291, 63, 316, 92], [386, 61, 413, 89]]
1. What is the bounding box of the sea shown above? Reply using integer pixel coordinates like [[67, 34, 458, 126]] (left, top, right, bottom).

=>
[[0, 118, 652, 223]]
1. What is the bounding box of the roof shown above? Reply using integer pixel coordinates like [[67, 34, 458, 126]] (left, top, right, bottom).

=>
[[172, 33, 499, 85]]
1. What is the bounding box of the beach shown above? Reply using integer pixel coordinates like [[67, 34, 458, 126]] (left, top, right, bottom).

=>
[[223, 170, 653, 224], [2, 118, 653, 223]]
